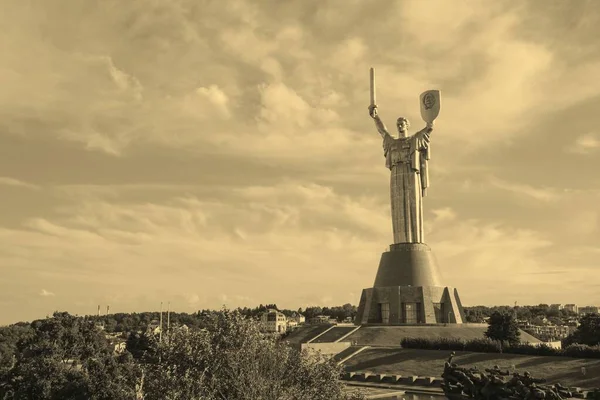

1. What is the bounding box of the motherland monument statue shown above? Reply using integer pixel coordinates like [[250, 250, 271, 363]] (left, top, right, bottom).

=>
[[355, 68, 466, 325]]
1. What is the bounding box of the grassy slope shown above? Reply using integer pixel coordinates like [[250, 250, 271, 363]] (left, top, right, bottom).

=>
[[345, 325, 540, 347], [343, 348, 600, 389], [284, 324, 333, 345], [312, 327, 357, 343]]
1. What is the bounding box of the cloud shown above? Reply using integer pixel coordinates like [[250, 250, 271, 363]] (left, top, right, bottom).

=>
[[185, 293, 204, 307], [2, 0, 599, 163], [40, 289, 55, 297], [568, 133, 600, 154], [427, 212, 564, 303], [0, 177, 39, 190], [180, 85, 232, 120], [488, 177, 560, 202], [0, 183, 388, 311], [2, 0, 600, 324], [431, 207, 458, 223], [1, 179, 597, 324], [563, 209, 599, 237]]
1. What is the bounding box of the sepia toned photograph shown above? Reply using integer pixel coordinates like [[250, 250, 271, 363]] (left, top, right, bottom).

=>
[[1, 1, 599, 399]]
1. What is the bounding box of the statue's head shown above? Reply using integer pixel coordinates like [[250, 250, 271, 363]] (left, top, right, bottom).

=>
[[396, 117, 410, 137]]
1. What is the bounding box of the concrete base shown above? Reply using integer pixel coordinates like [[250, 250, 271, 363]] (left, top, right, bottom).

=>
[[355, 285, 466, 324], [374, 243, 442, 288], [355, 242, 466, 325]]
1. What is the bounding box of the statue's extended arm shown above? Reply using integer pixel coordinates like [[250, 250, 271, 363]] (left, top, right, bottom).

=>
[[414, 123, 434, 150], [368, 105, 391, 138], [374, 115, 390, 138]]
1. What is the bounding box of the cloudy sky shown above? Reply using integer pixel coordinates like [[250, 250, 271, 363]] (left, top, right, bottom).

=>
[[1, 0, 600, 325]]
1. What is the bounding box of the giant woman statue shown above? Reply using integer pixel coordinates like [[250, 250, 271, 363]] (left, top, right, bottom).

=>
[[368, 104, 434, 244], [355, 74, 464, 326]]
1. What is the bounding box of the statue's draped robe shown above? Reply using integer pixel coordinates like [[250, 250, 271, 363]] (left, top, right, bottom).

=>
[[383, 128, 431, 244]]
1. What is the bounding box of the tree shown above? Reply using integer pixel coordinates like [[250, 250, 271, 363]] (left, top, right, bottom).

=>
[[465, 309, 485, 323], [563, 313, 600, 347], [0, 324, 32, 372], [547, 316, 563, 326], [485, 311, 521, 346], [125, 331, 154, 360], [141, 309, 365, 400], [515, 307, 532, 321], [1, 312, 141, 400], [303, 307, 323, 319], [531, 316, 546, 326]]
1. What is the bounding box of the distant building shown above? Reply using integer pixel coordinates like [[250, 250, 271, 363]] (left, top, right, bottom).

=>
[[563, 304, 578, 314], [550, 304, 564, 311], [579, 306, 599, 315], [147, 320, 162, 335], [104, 332, 128, 354], [520, 321, 570, 341], [260, 309, 287, 333], [112, 340, 127, 354], [289, 312, 305, 325]]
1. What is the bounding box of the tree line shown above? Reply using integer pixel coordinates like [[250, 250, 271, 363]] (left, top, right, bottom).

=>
[[233, 303, 357, 321], [484, 311, 600, 348], [464, 304, 578, 325], [0, 311, 365, 400], [1, 303, 359, 336]]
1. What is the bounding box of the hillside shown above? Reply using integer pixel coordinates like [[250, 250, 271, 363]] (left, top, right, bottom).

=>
[[344, 324, 541, 347], [312, 326, 356, 343], [284, 324, 333, 347], [343, 348, 600, 389]]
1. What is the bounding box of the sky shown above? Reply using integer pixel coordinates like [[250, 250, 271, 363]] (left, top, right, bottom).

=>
[[1, 0, 600, 325]]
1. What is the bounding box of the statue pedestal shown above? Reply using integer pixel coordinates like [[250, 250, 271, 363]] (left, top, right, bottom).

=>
[[355, 243, 466, 324]]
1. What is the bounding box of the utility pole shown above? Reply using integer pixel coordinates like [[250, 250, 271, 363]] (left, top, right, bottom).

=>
[[167, 302, 171, 333], [159, 302, 163, 344]]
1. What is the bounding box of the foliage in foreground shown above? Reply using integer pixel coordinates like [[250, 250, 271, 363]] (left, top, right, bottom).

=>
[[0, 312, 141, 400], [142, 310, 365, 400], [0, 310, 365, 400]]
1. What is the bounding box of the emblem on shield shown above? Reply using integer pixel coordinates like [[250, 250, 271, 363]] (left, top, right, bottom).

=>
[[423, 93, 436, 110], [420, 90, 441, 124]]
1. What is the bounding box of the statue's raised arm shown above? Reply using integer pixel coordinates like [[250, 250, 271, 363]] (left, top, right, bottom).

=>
[[368, 105, 390, 138], [368, 68, 391, 139], [414, 122, 434, 151]]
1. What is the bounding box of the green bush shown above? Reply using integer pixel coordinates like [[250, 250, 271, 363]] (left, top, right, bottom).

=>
[[401, 337, 465, 351], [401, 337, 435, 350], [437, 338, 466, 350], [400, 336, 600, 359], [464, 338, 502, 353], [505, 343, 561, 356], [563, 344, 600, 359]]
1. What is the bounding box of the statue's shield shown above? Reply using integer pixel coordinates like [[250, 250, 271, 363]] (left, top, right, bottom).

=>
[[420, 90, 441, 124]]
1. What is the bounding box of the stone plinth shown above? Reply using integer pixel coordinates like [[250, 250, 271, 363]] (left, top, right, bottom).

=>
[[355, 242, 466, 325], [374, 243, 442, 288]]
